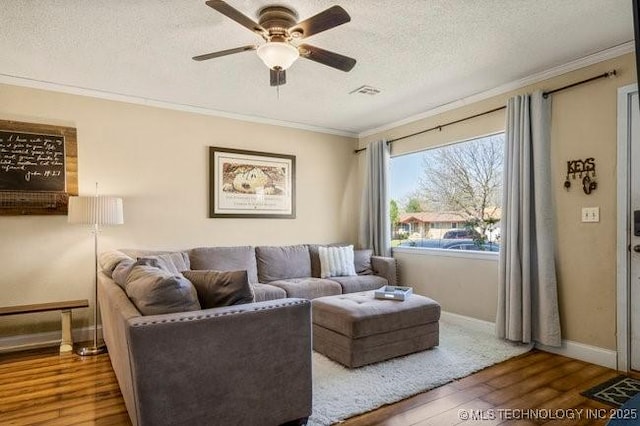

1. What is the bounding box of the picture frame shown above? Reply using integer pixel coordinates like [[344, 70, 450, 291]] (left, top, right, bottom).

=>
[[209, 147, 296, 218]]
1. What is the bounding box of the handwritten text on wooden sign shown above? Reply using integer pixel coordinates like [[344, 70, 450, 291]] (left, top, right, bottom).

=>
[[0, 130, 66, 192]]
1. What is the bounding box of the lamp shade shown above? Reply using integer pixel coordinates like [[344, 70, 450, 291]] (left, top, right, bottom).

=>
[[256, 42, 299, 70], [68, 196, 124, 225]]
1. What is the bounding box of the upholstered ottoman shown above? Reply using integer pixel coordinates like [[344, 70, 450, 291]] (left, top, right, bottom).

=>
[[312, 291, 440, 368]]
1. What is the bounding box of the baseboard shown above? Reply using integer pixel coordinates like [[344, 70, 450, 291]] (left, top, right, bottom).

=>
[[535, 340, 617, 370], [441, 310, 618, 369], [0, 326, 103, 354]]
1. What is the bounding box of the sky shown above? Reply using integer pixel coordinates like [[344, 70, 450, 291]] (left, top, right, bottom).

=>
[[389, 152, 424, 203]]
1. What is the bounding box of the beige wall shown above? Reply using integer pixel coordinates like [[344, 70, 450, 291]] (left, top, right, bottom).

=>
[[396, 250, 498, 322], [0, 84, 358, 337], [360, 53, 637, 350]]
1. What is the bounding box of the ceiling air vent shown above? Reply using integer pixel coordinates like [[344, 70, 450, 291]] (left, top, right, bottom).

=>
[[349, 85, 381, 95]]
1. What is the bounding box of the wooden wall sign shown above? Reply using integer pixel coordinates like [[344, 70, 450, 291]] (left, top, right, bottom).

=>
[[563, 157, 597, 195], [0, 119, 78, 215]]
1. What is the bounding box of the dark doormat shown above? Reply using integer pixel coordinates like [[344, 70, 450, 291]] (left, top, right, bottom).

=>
[[581, 375, 640, 407]]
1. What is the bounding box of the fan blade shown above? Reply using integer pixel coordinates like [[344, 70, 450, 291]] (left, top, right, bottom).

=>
[[290, 6, 351, 39], [205, 0, 267, 37], [192, 45, 256, 61], [270, 69, 287, 86], [298, 44, 356, 72]]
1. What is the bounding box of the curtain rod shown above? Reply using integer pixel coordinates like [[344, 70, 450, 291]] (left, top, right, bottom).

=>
[[354, 69, 617, 154], [543, 70, 616, 98]]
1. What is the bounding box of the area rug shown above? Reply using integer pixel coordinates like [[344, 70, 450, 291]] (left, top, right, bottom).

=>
[[309, 320, 531, 425], [581, 375, 640, 407]]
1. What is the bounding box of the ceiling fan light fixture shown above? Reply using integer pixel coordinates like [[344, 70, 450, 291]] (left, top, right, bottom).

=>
[[257, 41, 299, 70]]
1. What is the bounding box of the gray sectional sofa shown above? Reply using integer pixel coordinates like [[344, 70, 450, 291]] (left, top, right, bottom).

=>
[[186, 244, 397, 300], [97, 244, 397, 426]]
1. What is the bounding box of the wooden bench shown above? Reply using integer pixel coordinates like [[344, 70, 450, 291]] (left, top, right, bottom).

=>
[[0, 300, 89, 353]]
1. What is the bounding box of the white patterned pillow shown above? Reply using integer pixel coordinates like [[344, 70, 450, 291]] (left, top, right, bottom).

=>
[[318, 245, 357, 278]]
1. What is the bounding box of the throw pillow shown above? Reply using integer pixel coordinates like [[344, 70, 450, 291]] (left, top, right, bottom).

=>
[[112, 258, 136, 289], [354, 249, 374, 275], [318, 245, 357, 278], [182, 270, 254, 309], [98, 250, 134, 278], [308, 243, 347, 278], [125, 259, 201, 315]]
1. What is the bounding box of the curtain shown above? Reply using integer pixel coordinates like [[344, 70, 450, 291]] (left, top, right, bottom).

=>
[[359, 140, 391, 257], [497, 91, 561, 347]]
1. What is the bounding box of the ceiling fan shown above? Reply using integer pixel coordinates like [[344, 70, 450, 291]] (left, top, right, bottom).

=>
[[193, 1, 357, 87]]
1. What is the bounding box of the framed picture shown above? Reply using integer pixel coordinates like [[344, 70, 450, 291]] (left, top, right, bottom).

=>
[[209, 147, 296, 218]]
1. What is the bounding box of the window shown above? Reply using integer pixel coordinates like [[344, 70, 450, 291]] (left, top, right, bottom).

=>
[[390, 133, 504, 253]]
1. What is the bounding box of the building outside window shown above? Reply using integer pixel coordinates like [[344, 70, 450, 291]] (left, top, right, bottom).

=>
[[389, 133, 504, 252]]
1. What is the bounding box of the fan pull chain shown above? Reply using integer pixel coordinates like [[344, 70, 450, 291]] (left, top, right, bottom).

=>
[[276, 69, 281, 100]]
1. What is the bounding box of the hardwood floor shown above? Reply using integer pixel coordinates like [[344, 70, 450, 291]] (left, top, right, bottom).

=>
[[0, 347, 130, 425], [342, 350, 624, 426], [0, 347, 628, 425]]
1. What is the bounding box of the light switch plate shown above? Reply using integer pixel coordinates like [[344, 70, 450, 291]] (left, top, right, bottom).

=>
[[581, 207, 600, 223]]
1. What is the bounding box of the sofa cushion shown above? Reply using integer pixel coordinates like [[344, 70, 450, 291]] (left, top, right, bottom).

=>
[[250, 283, 288, 302], [138, 252, 190, 275], [256, 245, 311, 282], [182, 270, 254, 308], [329, 275, 387, 294], [354, 249, 374, 275], [120, 249, 190, 266], [318, 245, 357, 278], [268, 278, 342, 299], [125, 259, 201, 316], [308, 244, 322, 278], [189, 246, 259, 284]]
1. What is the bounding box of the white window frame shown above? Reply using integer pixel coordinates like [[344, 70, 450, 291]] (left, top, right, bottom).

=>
[[393, 245, 499, 260], [390, 131, 504, 261]]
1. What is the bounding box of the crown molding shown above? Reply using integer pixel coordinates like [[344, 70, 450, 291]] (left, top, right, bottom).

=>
[[0, 74, 358, 138], [358, 41, 635, 139]]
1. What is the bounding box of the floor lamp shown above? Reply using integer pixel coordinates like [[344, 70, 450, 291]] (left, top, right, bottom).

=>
[[68, 187, 124, 356]]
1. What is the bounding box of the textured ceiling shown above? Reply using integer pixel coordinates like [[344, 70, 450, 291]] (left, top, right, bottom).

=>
[[0, 1, 634, 135]]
